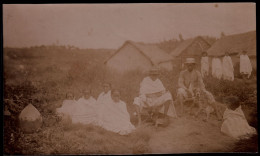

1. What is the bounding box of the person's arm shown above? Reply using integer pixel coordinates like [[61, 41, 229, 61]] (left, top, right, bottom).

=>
[[178, 72, 188, 90]]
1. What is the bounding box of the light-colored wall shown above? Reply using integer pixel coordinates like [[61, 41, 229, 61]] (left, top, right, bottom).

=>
[[158, 61, 173, 71], [106, 43, 152, 72]]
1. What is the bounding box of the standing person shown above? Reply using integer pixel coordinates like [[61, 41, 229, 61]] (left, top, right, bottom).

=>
[[177, 58, 221, 119], [222, 52, 234, 81], [212, 56, 223, 79], [201, 51, 209, 78], [133, 66, 177, 126], [240, 50, 252, 79]]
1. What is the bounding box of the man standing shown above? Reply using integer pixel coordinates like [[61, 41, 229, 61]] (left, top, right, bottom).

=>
[[222, 52, 234, 81], [177, 58, 221, 119], [240, 50, 252, 79], [201, 51, 209, 78], [133, 66, 177, 126]]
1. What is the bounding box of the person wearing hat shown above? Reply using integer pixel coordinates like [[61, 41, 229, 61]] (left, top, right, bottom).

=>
[[133, 66, 177, 126], [240, 50, 252, 79], [177, 58, 221, 119]]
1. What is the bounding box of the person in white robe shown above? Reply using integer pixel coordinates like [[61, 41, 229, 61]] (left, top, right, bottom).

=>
[[71, 89, 98, 125], [201, 52, 209, 78], [133, 66, 177, 125], [97, 82, 112, 106], [240, 50, 252, 79], [221, 96, 256, 139], [56, 92, 77, 119], [212, 57, 223, 79], [222, 52, 234, 81], [98, 89, 135, 135]]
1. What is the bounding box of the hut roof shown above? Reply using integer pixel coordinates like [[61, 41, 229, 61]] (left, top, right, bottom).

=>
[[170, 36, 210, 57], [207, 30, 256, 57], [104, 40, 173, 65]]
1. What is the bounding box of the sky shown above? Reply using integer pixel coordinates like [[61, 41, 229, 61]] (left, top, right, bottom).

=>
[[3, 3, 256, 49]]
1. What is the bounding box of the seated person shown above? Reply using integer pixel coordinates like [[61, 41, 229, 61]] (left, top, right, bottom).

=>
[[133, 66, 177, 125], [177, 58, 221, 119], [97, 82, 112, 106], [221, 96, 257, 139], [98, 89, 136, 135], [56, 92, 77, 119], [72, 88, 98, 125]]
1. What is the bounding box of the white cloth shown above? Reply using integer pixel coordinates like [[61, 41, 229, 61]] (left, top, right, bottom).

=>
[[222, 56, 234, 81], [221, 106, 256, 139], [97, 91, 112, 106], [56, 99, 77, 117], [201, 56, 209, 78], [212, 58, 223, 79], [71, 96, 98, 125], [240, 54, 252, 78], [134, 76, 177, 118], [98, 99, 135, 135]]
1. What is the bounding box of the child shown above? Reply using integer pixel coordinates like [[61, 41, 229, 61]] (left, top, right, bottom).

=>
[[221, 96, 256, 139]]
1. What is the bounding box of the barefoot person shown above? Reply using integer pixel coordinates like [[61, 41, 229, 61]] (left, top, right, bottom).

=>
[[98, 89, 135, 135], [177, 58, 221, 119], [133, 66, 177, 126]]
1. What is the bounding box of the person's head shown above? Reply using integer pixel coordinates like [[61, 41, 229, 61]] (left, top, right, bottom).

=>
[[224, 96, 240, 111], [225, 51, 230, 56], [202, 51, 208, 57], [184, 58, 196, 72], [102, 82, 111, 93], [66, 92, 74, 100], [111, 89, 121, 103], [82, 88, 91, 99], [242, 50, 247, 55], [149, 66, 160, 81]]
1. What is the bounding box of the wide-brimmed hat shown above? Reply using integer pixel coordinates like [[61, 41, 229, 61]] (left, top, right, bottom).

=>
[[184, 58, 196, 64], [149, 66, 160, 75]]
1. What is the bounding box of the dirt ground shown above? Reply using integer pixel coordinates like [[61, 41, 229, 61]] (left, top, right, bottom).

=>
[[138, 103, 237, 153]]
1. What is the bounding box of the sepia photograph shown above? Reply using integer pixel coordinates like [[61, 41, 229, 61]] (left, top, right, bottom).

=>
[[3, 3, 257, 154]]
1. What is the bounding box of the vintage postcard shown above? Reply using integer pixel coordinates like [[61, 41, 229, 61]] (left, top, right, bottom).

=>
[[3, 3, 257, 154]]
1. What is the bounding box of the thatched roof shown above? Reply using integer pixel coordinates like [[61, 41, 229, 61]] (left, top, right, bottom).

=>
[[170, 36, 210, 57], [104, 40, 173, 65], [207, 30, 256, 57]]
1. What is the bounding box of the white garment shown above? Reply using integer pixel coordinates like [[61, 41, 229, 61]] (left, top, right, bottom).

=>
[[240, 54, 252, 78], [201, 56, 209, 78], [98, 99, 135, 135], [71, 96, 98, 125], [56, 99, 77, 117], [97, 91, 112, 106], [134, 76, 177, 118], [222, 56, 234, 81], [212, 58, 223, 79], [221, 106, 256, 139]]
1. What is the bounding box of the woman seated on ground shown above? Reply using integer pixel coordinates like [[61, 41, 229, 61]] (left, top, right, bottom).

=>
[[221, 96, 257, 139], [56, 92, 77, 119], [98, 89, 136, 135], [71, 88, 98, 125]]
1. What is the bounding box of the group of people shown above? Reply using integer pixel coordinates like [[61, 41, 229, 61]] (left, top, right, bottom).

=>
[[56, 84, 135, 135], [201, 50, 253, 81], [56, 57, 256, 139]]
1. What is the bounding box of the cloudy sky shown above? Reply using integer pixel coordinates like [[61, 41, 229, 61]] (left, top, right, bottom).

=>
[[3, 3, 256, 49]]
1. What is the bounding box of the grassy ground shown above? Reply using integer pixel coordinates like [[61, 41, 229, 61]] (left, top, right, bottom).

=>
[[3, 47, 258, 154]]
